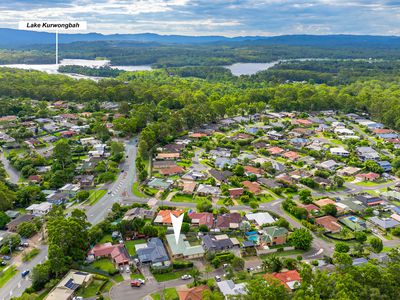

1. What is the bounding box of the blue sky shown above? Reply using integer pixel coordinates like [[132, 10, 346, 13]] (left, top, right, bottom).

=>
[[1, 0, 400, 36]]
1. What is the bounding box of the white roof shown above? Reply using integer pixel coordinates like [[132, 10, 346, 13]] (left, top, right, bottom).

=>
[[217, 280, 247, 296], [246, 212, 275, 226], [26, 202, 53, 211]]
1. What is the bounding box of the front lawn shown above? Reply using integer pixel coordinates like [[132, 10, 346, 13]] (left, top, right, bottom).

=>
[[132, 182, 147, 198], [91, 258, 117, 274], [76, 278, 107, 298], [99, 234, 113, 244], [151, 288, 179, 300], [0, 266, 17, 288], [355, 180, 392, 187], [171, 193, 195, 202], [152, 269, 193, 282], [125, 239, 146, 256]]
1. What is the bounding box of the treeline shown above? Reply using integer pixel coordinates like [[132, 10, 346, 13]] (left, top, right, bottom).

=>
[[165, 66, 234, 81], [251, 59, 400, 85], [7, 40, 400, 67], [0, 49, 54, 64], [58, 65, 125, 78]]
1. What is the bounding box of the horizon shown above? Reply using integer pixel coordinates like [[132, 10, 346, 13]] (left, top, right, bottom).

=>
[[1, 1, 400, 36]]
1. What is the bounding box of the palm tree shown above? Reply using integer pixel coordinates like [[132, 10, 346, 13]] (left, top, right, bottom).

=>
[[190, 269, 202, 286]]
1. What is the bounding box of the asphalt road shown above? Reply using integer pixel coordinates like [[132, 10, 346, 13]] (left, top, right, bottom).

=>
[[0, 152, 20, 184], [0, 245, 48, 300], [0, 139, 137, 300]]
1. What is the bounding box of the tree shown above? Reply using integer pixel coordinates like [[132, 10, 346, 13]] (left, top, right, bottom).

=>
[[16, 185, 46, 207], [199, 224, 209, 232], [31, 262, 52, 291], [76, 190, 90, 202], [333, 175, 345, 188], [53, 139, 71, 170], [244, 278, 289, 300], [48, 244, 70, 278], [232, 256, 245, 271], [262, 255, 283, 273], [290, 228, 313, 250], [0, 211, 10, 229], [299, 189, 312, 204], [273, 218, 290, 229], [322, 203, 337, 216], [190, 268, 202, 286], [333, 252, 352, 269], [196, 200, 213, 212], [17, 222, 38, 238], [354, 231, 367, 243], [0, 182, 16, 211], [335, 242, 350, 253], [370, 237, 383, 253], [233, 165, 244, 176], [364, 160, 384, 174], [181, 222, 190, 233]]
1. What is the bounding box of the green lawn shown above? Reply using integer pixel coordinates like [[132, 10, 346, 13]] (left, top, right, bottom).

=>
[[151, 288, 179, 300], [88, 189, 107, 206], [132, 182, 147, 198], [91, 258, 116, 273], [99, 234, 113, 244], [125, 239, 146, 256], [259, 249, 305, 259], [171, 193, 196, 203], [152, 269, 193, 282], [0, 266, 17, 288], [112, 274, 124, 282], [130, 272, 145, 280], [355, 180, 392, 187], [76, 279, 107, 298]]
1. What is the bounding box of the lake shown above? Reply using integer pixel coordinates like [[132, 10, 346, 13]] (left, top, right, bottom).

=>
[[0, 59, 153, 80], [225, 62, 280, 76]]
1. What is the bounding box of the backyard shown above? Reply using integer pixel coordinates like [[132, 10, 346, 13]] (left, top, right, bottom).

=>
[[125, 239, 146, 256], [151, 287, 179, 300]]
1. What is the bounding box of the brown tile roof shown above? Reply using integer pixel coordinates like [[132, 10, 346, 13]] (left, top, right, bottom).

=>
[[315, 215, 341, 233], [178, 285, 210, 300], [242, 181, 261, 194]]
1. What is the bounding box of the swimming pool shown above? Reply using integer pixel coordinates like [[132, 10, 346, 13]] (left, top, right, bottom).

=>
[[348, 216, 358, 222], [248, 235, 259, 242]]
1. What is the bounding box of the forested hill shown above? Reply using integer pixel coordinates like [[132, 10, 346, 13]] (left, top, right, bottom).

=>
[[2, 28, 400, 48]]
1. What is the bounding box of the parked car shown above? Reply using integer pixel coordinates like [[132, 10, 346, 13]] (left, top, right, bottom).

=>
[[223, 263, 229, 268], [21, 270, 30, 277], [119, 266, 124, 272], [132, 278, 145, 285], [215, 275, 221, 282], [130, 280, 142, 287], [125, 266, 131, 273], [247, 267, 254, 272], [181, 274, 192, 280], [16, 246, 24, 251], [2, 256, 11, 260], [73, 297, 83, 300], [0, 261, 7, 266], [20, 242, 29, 247]]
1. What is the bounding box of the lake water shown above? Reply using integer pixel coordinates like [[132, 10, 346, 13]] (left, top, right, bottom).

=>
[[0, 59, 153, 80], [225, 62, 280, 76]]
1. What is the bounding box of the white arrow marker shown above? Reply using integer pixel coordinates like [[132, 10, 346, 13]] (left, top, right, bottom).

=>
[[170, 213, 184, 245]]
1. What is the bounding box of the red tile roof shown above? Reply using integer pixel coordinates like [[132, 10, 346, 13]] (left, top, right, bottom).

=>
[[229, 188, 244, 198], [315, 215, 341, 233], [178, 285, 209, 300], [242, 181, 261, 194], [188, 212, 214, 227], [244, 166, 263, 175], [159, 166, 184, 176]]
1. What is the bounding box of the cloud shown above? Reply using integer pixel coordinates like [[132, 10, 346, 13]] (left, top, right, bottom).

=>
[[1, 0, 400, 35]]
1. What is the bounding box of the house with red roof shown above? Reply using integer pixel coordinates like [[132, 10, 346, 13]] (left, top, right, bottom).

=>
[[159, 166, 185, 176], [178, 285, 210, 300], [264, 270, 301, 291], [291, 119, 313, 127], [282, 151, 300, 161], [188, 212, 214, 228], [229, 188, 244, 198], [153, 210, 184, 225], [244, 166, 263, 177], [315, 216, 342, 233], [242, 181, 261, 194], [87, 242, 129, 266], [355, 172, 380, 182], [267, 147, 284, 156], [216, 213, 242, 230], [60, 130, 76, 138]]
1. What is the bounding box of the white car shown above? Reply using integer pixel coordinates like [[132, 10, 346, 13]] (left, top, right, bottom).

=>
[[125, 266, 131, 273], [181, 274, 192, 280]]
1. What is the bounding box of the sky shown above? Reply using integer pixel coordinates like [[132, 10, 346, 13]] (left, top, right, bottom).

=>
[[1, 0, 400, 36]]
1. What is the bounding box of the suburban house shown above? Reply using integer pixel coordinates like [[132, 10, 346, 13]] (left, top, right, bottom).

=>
[[337, 167, 361, 176], [87, 243, 130, 267], [317, 160, 340, 171], [369, 217, 400, 230], [229, 188, 244, 198], [123, 207, 155, 221], [136, 238, 170, 267], [242, 181, 261, 194], [259, 226, 288, 246], [245, 212, 275, 227], [188, 212, 214, 228], [159, 166, 185, 176], [196, 184, 221, 197], [355, 172, 380, 182], [147, 178, 173, 190], [354, 194, 384, 206], [217, 280, 246, 299], [202, 234, 239, 252], [178, 285, 210, 300], [216, 213, 242, 230], [156, 152, 180, 160], [166, 234, 205, 259], [209, 169, 233, 184], [26, 202, 53, 216], [356, 147, 380, 161], [315, 216, 342, 233], [264, 270, 301, 291], [6, 214, 35, 232], [45, 270, 93, 300], [153, 210, 184, 226], [330, 147, 350, 157]]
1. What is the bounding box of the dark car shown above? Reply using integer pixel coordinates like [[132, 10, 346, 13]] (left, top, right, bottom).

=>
[[21, 270, 30, 277]]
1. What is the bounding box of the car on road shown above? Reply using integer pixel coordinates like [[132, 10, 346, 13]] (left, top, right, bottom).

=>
[[2, 255, 11, 260], [215, 275, 221, 282], [21, 270, 30, 277], [181, 274, 192, 280], [132, 278, 145, 285], [0, 261, 7, 266], [130, 280, 142, 287]]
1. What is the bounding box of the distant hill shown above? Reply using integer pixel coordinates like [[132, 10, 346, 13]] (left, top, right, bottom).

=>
[[2, 28, 400, 48]]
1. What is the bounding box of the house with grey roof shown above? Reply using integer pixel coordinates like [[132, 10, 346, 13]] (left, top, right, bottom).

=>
[[201, 234, 239, 253], [196, 184, 220, 196], [369, 217, 400, 230], [217, 280, 246, 298], [136, 238, 170, 267]]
